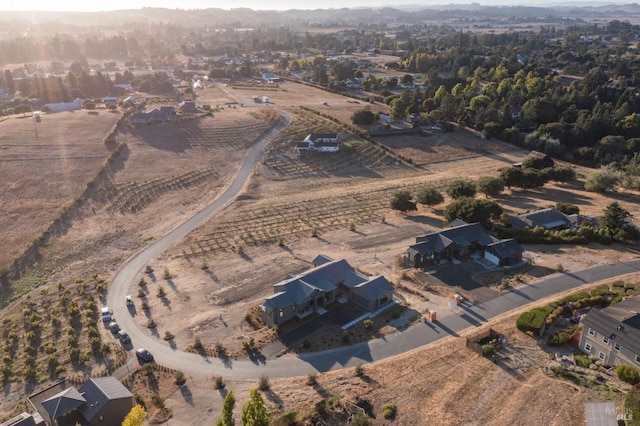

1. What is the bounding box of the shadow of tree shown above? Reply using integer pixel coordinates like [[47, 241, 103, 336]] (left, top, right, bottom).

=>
[[179, 384, 194, 405]]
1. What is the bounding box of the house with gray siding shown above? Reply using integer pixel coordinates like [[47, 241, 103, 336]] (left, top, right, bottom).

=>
[[260, 255, 394, 327], [579, 296, 640, 367]]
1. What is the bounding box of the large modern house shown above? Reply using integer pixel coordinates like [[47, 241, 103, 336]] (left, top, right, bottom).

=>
[[578, 296, 640, 367], [260, 255, 394, 327], [6, 377, 135, 426], [405, 221, 524, 268]]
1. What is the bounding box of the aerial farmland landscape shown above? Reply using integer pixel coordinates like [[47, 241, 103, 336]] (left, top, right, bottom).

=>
[[3, 3, 640, 425]]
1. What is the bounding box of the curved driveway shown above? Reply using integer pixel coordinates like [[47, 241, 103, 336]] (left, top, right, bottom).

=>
[[107, 86, 640, 380], [107, 101, 291, 375]]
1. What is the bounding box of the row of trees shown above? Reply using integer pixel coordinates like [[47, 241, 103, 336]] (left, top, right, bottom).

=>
[[391, 182, 639, 243]]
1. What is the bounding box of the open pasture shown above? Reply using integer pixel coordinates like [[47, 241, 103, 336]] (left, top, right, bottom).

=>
[[0, 111, 121, 270]]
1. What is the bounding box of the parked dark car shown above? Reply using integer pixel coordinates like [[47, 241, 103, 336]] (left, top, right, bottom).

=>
[[118, 330, 131, 345], [136, 348, 154, 364], [108, 321, 120, 334]]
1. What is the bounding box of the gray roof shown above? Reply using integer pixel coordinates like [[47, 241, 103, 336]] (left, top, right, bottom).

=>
[[581, 296, 640, 356], [79, 377, 133, 422], [410, 222, 498, 255], [354, 276, 394, 300], [264, 257, 376, 310], [41, 387, 86, 419], [485, 239, 523, 258], [313, 254, 333, 267], [508, 208, 572, 230]]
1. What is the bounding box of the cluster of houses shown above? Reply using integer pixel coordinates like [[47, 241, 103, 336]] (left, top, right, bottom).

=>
[[1, 377, 134, 426]]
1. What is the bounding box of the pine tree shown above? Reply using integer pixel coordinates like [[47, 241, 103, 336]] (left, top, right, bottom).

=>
[[216, 390, 235, 426], [241, 388, 269, 426]]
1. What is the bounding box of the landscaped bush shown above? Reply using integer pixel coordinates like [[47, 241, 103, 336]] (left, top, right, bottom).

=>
[[516, 306, 554, 334], [547, 326, 577, 346], [591, 285, 610, 298], [617, 364, 640, 385], [574, 353, 590, 368]]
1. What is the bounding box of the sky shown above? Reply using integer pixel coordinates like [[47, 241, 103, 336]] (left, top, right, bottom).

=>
[[1, 0, 626, 12]]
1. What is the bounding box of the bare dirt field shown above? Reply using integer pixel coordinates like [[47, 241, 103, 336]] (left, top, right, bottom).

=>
[[2, 80, 640, 424]]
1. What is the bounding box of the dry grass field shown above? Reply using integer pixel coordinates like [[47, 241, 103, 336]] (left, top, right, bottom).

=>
[[2, 79, 640, 424], [0, 110, 121, 270]]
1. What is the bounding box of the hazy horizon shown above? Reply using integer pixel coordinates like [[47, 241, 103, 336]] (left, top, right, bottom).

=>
[[2, 0, 633, 12]]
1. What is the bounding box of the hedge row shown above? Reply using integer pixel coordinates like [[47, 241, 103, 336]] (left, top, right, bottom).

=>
[[498, 225, 612, 245], [519, 284, 637, 336], [516, 306, 554, 334]]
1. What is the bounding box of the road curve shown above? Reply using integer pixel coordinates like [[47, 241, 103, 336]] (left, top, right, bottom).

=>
[[107, 106, 291, 374], [106, 89, 640, 380]]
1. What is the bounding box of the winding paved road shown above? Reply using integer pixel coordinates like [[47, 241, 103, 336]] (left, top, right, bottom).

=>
[[107, 100, 291, 376], [106, 86, 640, 380]]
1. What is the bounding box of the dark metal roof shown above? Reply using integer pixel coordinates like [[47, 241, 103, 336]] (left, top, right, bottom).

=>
[[79, 377, 133, 422], [508, 208, 572, 230], [410, 222, 497, 255], [486, 239, 524, 258], [41, 387, 86, 419], [264, 257, 387, 310], [581, 296, 640, 356]]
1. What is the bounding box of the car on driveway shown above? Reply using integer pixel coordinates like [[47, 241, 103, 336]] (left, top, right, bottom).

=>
[[101, 306, 112, 321], [125, 295, 134, 307], [136, 348, 154, 364], [108, 321, 120, 334], [118, 330, 131, 345]]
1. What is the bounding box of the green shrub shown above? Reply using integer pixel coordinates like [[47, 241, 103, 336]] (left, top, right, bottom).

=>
[[516, 311, 535, 332], [617, 364, 640, 385], [574, 354, 590, 368], [547, 326, 577, 346], [482, 343, 496, 356], [382, 403, 397, 419]]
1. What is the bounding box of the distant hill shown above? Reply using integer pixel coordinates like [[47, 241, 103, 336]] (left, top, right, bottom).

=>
[[1, 4, 640, 29]]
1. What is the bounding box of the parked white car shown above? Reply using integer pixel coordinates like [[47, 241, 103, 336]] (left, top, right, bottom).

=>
[[101, 306, 112, 321]]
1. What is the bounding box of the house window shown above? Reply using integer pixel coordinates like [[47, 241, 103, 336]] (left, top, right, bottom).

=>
[[588, 328, 595, 336], [598, 352, 606, 361], [615, 343, 621, 352], [584, 343, 592, 353], [279, 309, 284, 318], [636, 355, 640, 364], [602, 337, 609, 345]]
